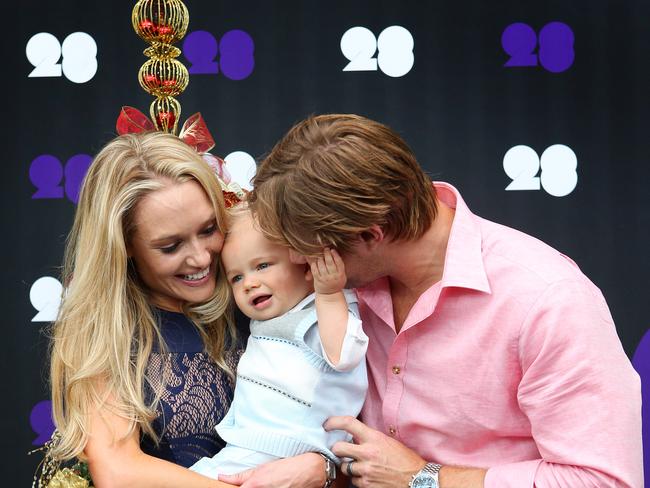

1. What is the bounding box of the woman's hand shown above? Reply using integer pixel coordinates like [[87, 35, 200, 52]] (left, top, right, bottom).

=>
[[84, 390, 231, 488], [218, 452, 326, 488]]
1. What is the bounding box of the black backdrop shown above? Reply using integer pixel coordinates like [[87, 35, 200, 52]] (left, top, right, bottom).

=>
[[4, 1, 649, 485]]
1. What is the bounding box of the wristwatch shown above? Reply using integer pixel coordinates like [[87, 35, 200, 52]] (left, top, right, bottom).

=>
[[408, 463, 442, 488], [318, 453, 336, 488]]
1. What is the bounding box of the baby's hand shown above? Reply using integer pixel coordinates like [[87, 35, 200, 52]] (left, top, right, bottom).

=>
[[308, 248, 347, 295]]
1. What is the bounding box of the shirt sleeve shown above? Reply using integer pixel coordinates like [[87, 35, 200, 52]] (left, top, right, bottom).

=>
[[484, 279, 643, 488], [324, 305, 368, 372]]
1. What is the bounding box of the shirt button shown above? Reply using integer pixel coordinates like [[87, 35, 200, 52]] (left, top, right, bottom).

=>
[[388, 426, 396, 435], [392, 366, 401, 375]]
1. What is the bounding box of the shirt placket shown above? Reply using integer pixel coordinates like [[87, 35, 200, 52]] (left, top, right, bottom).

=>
[[382, 332, 408, 439], [379, 283, 443, 440]]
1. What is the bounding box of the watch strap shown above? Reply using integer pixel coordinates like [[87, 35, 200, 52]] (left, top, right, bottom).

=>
[[422, 463, 442, 477], [318, 453, 336, 488]]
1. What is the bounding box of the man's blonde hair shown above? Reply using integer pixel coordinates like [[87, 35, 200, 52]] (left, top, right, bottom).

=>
[[248, 114, 437, 255], [50, 131, 235, 460]]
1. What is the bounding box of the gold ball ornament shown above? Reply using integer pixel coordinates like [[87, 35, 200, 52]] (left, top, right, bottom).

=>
[[138, 57, 189, 98], [132, 0, 189, 45], [150, 96, 181, 133]]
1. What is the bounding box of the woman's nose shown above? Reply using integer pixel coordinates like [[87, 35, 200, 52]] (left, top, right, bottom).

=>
[[186, 243, 211, 269]]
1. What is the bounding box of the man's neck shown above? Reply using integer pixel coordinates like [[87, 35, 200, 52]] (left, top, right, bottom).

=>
[[385, 200, 455, 332]]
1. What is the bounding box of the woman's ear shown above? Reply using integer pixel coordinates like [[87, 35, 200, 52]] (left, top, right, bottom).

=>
[[126, 239, 135, 259]]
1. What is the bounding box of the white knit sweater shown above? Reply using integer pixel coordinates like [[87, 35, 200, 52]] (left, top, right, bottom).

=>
[[216, 290, 369, 462]]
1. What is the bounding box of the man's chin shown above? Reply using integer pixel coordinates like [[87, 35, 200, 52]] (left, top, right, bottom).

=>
[[346, 278, 367, 289]]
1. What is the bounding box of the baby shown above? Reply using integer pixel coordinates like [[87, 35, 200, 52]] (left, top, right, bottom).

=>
[[190, 205, 368, 478]]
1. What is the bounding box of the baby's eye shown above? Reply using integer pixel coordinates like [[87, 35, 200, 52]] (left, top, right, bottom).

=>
[[231, 275, 243, 284], [257, 263, 270, 270]]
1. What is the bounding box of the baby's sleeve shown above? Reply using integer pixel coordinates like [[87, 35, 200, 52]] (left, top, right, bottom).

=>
[[321, 300, 368, 372]]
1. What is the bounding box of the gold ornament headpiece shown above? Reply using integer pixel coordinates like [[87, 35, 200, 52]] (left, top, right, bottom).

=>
[[117, 0, 245, 207], [132, 0, 189, 134]]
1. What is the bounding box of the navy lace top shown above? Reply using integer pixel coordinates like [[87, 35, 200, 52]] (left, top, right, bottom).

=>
[[140, 309, 246, 468]]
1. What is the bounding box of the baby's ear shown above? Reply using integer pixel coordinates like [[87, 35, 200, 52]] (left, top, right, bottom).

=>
[[288, 248, 308, 264], [304, 263, 314, 282]]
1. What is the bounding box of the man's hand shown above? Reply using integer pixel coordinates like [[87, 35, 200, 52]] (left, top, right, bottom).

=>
[[308, 248, 346, 295], [325, 416, 426, 488], [218, 452, 326, 488]]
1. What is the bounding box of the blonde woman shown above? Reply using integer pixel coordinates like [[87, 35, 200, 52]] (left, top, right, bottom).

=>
[[48, 131, 244, 487], [49, 131, 345, 488]]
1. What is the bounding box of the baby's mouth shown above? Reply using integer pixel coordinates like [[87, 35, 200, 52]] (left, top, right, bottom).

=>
[[252, 295, 272, 306]]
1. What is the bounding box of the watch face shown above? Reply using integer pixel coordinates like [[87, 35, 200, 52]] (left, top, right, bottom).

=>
[[411, 473, 436, 488]]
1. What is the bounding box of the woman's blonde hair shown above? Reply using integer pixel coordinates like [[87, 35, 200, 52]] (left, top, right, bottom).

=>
[[49, 131, 235, 460], [248, 114, 437, 255]]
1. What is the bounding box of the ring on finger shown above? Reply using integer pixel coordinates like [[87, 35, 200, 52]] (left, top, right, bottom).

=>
[[346, 460, 356, 477]]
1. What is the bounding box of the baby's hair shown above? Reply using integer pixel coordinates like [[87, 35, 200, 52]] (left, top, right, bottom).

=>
[[225, 202, 251, 235], [226, 201, 273, 242]]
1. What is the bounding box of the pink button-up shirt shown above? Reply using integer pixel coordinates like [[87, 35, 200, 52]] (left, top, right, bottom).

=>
[[358, 182, 642, 488]]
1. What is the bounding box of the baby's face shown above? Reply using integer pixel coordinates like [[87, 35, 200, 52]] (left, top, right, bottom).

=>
[[222, 212, 313, 321]]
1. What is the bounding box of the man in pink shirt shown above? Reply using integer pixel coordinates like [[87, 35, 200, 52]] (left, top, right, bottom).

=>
[[247, 114, 643, 488]]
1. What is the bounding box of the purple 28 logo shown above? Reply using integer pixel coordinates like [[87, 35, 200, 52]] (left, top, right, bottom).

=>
[[30, 400, 55, 446], [501, 22, 574, 73], [183, 30, 254, 80], [30, 154, 92, 204], [632, 331, 650, 488]]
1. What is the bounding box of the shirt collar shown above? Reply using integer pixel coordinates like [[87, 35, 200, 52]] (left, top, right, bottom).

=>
[[356, 182, 491, 320], [435, 182, 491, 294]]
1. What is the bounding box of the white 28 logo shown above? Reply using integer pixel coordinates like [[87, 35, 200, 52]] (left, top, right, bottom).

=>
[[341, 26, 414, 77], [503, 144, 578, 197], [26, 32, 98, 84]]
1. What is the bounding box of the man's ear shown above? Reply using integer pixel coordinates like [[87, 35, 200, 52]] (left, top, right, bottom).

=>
[[358, 225, 385, 250]]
